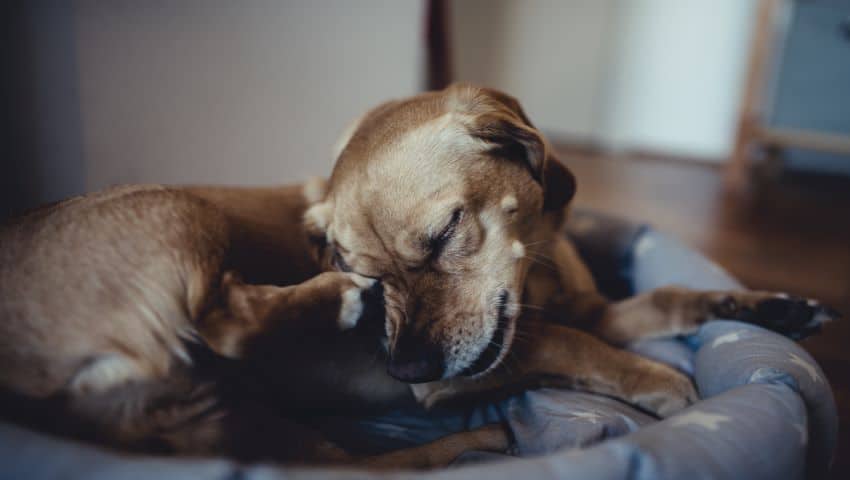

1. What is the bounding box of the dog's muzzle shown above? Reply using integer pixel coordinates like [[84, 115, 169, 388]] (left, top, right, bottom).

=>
[[461, 289, 511, 377]]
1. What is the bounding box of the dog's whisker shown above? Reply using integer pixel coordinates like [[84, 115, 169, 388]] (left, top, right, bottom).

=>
[[526, 252, 557, 265], [526, 257, 558, 272], [510, 302, 545, 311]]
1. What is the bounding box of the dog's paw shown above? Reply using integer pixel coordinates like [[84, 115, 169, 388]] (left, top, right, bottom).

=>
[[336, 273, 381, 331], [711, 292, 841, 340], [631, 364, 699, 418], [751, 295, 840, 340], [296, 271, 381, 331]]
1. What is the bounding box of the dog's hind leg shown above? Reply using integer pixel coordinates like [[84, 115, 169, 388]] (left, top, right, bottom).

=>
[[590, 286, 840, 345], [51, 364, 227, 454]]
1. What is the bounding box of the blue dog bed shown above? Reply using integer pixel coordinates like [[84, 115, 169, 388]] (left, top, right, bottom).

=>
[[0, 211, 837, 480]]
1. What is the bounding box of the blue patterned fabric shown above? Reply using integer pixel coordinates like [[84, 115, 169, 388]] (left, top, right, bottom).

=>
[[0, 216, 837, 480]]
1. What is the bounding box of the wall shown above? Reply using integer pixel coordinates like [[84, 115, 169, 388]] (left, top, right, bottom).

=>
[[6, 0, 761, 218], [1, 0, 85, 217], [74, 0, 423, 190], [600, 0, 757, 161], [451, 0, 758, 162], [450, 0, 617, 142]]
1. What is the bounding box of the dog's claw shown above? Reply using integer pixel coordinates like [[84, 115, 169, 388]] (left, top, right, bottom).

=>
[[748, 296, 840, 340]]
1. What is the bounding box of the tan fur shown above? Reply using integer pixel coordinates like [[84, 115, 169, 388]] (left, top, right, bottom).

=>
[[0, 84, 831, 468]]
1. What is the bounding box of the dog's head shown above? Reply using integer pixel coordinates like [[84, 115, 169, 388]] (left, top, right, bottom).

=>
[[304, 84, 575, 383]]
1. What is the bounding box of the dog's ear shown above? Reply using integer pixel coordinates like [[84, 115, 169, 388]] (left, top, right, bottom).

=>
[[468, 112, 546, 183], [464, 88, 576, 211], [542, 154, 576, 212]]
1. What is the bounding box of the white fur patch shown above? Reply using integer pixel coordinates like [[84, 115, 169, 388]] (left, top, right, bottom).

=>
[[302, 177, 327, 205], [387, 113, 479, 169], [339, 288, 364, 330], [501, 195, 518, 212], [511, 240, 525, 259], [304, 202, 333, 232], [347, 273, 377, 289], [338, 274, 376, 330], [69, 354, 141, 394]]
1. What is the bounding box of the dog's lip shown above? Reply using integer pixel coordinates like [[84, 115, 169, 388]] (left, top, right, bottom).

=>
[[460, 291, 516, 377]]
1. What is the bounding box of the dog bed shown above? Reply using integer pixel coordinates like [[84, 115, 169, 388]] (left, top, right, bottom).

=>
[[0, 210, 837, 480]]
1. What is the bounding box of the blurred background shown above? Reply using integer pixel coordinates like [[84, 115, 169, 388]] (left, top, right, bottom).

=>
[[2, 0, 849, 476]]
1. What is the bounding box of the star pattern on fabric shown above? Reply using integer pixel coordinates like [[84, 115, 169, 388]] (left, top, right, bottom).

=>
[[711, 331, 744, 348], [792, 423, 808, 446], [670, 411, 730, 431], [633, 236, 657, 257], [788, 353, 822, 383], [567, 411, 602, 424]]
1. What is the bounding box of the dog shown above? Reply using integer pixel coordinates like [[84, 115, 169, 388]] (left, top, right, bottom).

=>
[[0, 84, 836, 468]]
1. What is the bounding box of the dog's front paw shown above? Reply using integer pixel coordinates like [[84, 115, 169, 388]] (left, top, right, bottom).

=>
[[336, 273, 379, 331], [711, 292, 841, 340], [630, 363, 698, 418], [750, 295, 840, 340], [310, 272, 381, 331]]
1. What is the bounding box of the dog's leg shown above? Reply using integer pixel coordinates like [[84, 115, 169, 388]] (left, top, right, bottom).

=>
[[157, 394, 506, 468], [64, 372, 357, 463], [591, 286, 840, 345], [197, 271, 380, 358], [542, 236, 838, 343], [413, 322, 696, 418], [166, 408, 507, 469], [58, 367, 229, 454], [354, 424, 510, 470]]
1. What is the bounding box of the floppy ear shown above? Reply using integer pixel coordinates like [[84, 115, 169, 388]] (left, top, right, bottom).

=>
[[468, 113, 546, 183], [542, 154, 576, 212], [465, 89, 576, 212]]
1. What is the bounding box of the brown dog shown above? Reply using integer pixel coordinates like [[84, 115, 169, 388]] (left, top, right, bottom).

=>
[[0, 84, 835, 468]]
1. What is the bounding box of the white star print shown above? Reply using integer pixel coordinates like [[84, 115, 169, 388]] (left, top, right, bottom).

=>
[[633, 236, 656, 257], [670, 411, 730, 431], [789, 353, 822, 383], [568, 411, 602, 424], [711, 331, 743, 348], [792, 423, 807, 445]]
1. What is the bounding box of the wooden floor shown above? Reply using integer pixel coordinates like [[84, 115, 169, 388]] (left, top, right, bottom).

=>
[[561, 149, 850, 479]]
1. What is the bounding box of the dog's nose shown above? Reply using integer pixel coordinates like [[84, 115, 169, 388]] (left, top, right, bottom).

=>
[[387, 334, 445, 383]]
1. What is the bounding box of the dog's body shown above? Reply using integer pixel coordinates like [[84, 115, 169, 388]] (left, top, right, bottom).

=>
[[0, 85, 834, 468]]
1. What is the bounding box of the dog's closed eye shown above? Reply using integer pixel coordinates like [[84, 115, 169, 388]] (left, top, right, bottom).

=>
[[427, 208, 463, 259], [332, 250, 353, 273]]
